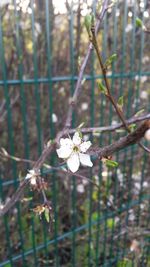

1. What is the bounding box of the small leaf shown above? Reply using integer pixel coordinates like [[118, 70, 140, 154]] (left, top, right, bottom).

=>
[[105, 159, 118, 168], [97, 81, 107, 95], [129, 123, 136, 132], [136, 17, 143, 28], [106, 218, 115, 229], [104, 53, 117, 68], [117, 96, 124, 110], [134, 109, 144, 117], [77, 122, 85, 129], [92, 211, 99, 221], [84, 15, 92, 36], [44, 207, 50, 223]]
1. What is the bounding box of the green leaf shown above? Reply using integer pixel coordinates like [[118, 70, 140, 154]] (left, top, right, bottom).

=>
[[117, 96, 124, 110], [129, 123, 136, 132], [136, 17, 143, 28], [97, 81, 107, 95], [117, 259, 132, 267], [84, 14, 95, 37], [104, 53, 117, 68], [118, 96, 124, 107], [134, 109, 144, 117], [44, 208, 50, 223], [106, 218, 116, 229], [84, 15, 92, 35], [92, 211, 99, 221], [105, 159, 118, 168]]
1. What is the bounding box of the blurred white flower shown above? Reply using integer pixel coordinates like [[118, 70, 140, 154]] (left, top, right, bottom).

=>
[[140, 203, 145, 209], [52, 113, 58, 123], [111, 120, 118, 126], [77, 184, 85, 193], [142, 56, 149, 64], [56, 132, 93, 173], [135, 182, 141, 191], [125, 24, 133, 32], [135, 75, 140, 81], [130, 239, 140, 252], [140, 91, 148, 99], [128, 209, 135, 221], [141, 76, 148, 83], [143, 181, 148, 187], [0, 0, 11, 7], [25, 169, 40, 185], [34, 22, 41, 38], [81, 102, 88, 111]]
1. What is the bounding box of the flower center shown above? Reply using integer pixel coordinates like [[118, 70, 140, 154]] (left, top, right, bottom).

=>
[[73, 146, 79, 152]]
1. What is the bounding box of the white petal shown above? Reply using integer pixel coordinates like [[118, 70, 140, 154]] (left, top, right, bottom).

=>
[[60, 138, 73, 147], [30, 177, 37, 185], [80, 141, 92, 152], [25, 173, 32, 179], [56, 147, 72, 159], [29, 169, 36, 175], [67, 153, 80, 173], [73, 132, 81, 145], [79, 153, 93, 167]]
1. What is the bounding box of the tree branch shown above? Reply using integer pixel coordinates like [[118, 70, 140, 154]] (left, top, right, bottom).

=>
[[0, 120, 149, 217], [65, 0, 109, 128], [91, 120, 150, 158]]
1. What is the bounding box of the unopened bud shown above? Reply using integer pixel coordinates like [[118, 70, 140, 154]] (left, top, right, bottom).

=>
[[144, 129, 150, 141]]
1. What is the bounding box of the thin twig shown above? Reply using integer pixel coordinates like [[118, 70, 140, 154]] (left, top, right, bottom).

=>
[[91, 120, 150, 158], [65, 0, 109, 128], [90, 25, 150, 153], [69, 113, 150, 134]]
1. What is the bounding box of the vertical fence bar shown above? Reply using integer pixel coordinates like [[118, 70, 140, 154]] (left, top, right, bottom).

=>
[[0, 7, 26, 266], [45, 0, 59, 266], [68, 1, 77, 266], [101, 10, 109, 264], [108, 1, 119, 260], [115, 0, 129, 262]]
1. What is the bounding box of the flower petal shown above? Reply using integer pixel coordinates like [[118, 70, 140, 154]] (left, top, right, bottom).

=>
[[67, 153, 80, 173], [25, 173, 32, 179], [73, 132, 81, 145], [56, 147, 72, 159], [60, 138, 73, 147], [80, 141, 92, 153], [79, 153, 93, 167]]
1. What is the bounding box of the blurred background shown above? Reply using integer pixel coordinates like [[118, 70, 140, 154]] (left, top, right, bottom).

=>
[[0, 0, 150, 266]]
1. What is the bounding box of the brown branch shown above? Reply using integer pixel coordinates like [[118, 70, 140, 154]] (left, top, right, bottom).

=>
[[1, 120, 149, 217], [90, 120, 150, 158], [69, 113, 150, 134], [90, 26, 149, 153]]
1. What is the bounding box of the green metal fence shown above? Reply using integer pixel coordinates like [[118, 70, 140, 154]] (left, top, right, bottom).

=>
[[0, 0, 150, 266]]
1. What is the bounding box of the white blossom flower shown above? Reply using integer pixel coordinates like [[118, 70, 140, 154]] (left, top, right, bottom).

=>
[[56, 132, 93, 173], [25, 169, 40, 185]]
